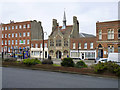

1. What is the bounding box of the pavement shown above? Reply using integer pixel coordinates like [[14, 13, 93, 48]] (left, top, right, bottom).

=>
[[2, 67, 118, 88], [52, 59, 94, 66], [2, 55, 96, 66]]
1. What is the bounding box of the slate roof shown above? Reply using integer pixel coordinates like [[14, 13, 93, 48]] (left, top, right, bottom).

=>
[[79, 33, 96, 38]]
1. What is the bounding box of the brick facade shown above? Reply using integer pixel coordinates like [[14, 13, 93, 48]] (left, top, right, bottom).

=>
[[1, 20, 44, 58], [70, 36, 97, 60], [1, 21, 31, 54], [70, 37, 96, 50], [30, 40, 48, 59], [0, 25, 2, 53], [31, 40, 48, 48], [96, 20, 120, 58]]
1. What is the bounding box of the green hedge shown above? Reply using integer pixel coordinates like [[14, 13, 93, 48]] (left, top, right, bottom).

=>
[[94, 61, 120, 76], [23, 58, 41, 66], [61, 58, 74, 67], [75, 60, 87, 68]]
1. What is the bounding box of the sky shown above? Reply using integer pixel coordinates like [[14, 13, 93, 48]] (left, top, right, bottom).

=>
[[0, 0, 118, 39]]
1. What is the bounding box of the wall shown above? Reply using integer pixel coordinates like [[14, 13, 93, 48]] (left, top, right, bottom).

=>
[[1, 21, 31, 53], [96, 20, 120, 58]]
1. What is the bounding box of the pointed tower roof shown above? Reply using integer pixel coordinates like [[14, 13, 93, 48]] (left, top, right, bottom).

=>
[[62, 9, 67, 29], [63, 10, 66, 22]]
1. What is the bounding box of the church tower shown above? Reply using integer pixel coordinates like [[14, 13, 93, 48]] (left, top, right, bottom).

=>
[[62, 10, 67, 29]]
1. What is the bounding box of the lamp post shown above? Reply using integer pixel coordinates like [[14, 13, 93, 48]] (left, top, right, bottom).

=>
[[7, 42, 8, 58], [42, 32, 47, 60], [78, 43, 79, 59]]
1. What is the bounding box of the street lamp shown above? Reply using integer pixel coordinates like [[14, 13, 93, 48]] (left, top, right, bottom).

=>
[[42, 32, 47, 60], [78, 42, 79, 59]]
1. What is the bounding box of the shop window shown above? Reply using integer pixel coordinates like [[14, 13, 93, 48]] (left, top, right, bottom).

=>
[[118, 46, 120, 53]]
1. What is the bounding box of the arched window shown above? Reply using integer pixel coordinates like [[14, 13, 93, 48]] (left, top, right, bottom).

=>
[[98, 44, 102, 48], [49, 50, 54, 55], [64, 50, 68, 55]]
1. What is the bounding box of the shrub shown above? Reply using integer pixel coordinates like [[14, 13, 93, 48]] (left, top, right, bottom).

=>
[[4, 58, 17, 62], [42, 59, 53, 64], [23, 58, 41, 66], [15, 61, 21, 64], [75, 60, 87, 68], [61, 58, 74, 67], [94, 63, 107, 73], [94, 61, 120, 76]]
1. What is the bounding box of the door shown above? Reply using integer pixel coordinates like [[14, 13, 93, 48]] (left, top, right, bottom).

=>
[[98, 49, 103, 58], [45, 51, 47, 58], [56, 51, 61, 59], [82, 53, 84, 59]]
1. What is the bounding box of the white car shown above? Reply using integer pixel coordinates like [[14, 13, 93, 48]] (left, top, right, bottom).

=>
[[95, 58, 108, 64]]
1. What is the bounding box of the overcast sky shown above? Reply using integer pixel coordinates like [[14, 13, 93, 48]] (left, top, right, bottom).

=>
[[0, 0, 118, 39]]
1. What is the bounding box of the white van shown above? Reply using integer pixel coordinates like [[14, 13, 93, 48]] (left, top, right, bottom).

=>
[[108, 53, 120, 62]]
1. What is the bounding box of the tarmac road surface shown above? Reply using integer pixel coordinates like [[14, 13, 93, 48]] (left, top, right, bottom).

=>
[[2, 67, 119, 88]]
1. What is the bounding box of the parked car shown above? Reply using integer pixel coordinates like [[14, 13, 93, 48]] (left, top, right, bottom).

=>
[[95, 58, 108, 64]]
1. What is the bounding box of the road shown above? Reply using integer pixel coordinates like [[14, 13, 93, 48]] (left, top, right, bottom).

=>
[[2, 67, 119, 88]]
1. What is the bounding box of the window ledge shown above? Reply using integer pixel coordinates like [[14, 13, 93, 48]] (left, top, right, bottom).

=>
[[107, 39, 114, 40]]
